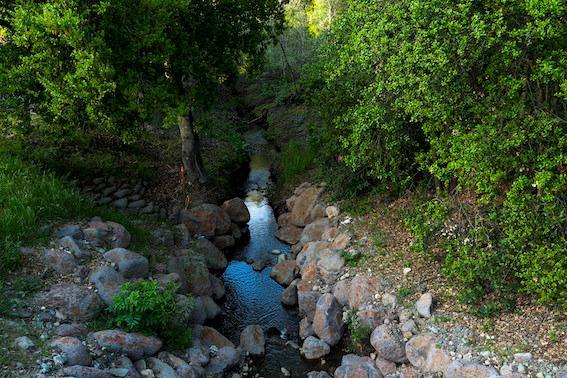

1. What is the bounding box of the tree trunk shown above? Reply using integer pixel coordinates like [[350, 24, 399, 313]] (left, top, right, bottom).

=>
[[178, 113, 210, 186]]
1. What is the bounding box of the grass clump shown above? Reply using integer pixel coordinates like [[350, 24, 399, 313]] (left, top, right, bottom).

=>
[[279, 141, 317, 184]]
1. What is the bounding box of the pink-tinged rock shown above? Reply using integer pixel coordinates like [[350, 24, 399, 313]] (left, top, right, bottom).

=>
[[300, 218, 332, 246], [333, 279, 350, 307], [406, 333, 451, 373], [51, 336, 92, 366], [291, 187, 325, 227], [240, 325, 265, 356], [298, 290, 321, 322], [61, 366, 107, 378], [334, 354, 383, 378], [370, 324, 408, 363], [416, 292, 434, 318], [44, 248, 78, 275], [195, 325, 235, 349], [277, 212, 293, 227], [445, 359, 500, 378], [376, 356, 397, 376], [286, 195, 299, 212], [357, 307, 393, 330], [93, 330, 162, 361], [313, 293, 345, 346], [314, 248, 345, 283], [32, 283, 103, 321], [220, 197, 250, 225], [270, 260, 297, 287], [179, 204, 232, 237], [331, 232, 352, 251], [104, 248, 149, 279], [193, 238, 228, 271], [348, 275, 382, 309], [275, 225, 304, 245], [296, 241, 330, 271], [321, 227, 341, 242]]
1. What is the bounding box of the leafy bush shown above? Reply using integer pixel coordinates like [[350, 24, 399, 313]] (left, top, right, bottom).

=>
[[108, 280, 194, 348], [344, 307, 370, 354], [304, 0, 567, 309]]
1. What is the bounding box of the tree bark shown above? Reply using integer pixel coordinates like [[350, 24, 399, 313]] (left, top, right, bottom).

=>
[[178, 113, 210, 186]]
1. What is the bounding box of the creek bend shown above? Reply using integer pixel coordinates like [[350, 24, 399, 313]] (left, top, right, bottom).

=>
[[210, 130, 340, 377]]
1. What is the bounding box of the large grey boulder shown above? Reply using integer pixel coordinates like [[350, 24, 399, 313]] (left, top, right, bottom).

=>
[[89, 266, 126, 306], [166, 256, 211, 296], [51, 336, 93, 366], [299, 218, 332, 246], [300, 336, 330, 360], [370, 324, 408, 363], [314, 248, 345, 283], [179, 204, 232, 237], [240, 325, 265, 357], [281, 281, 298, 306], [104, 248, 149, 279], [313, 293, 345, 346], [275, 225, 304, 245]]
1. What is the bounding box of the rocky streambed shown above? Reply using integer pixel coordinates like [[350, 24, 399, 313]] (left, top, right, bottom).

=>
[[3, 179, 566, 377]]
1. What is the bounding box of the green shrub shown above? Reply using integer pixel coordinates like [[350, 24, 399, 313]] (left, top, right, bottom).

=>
[[344, 307, 370, 354], [279, 141, 317, 184], [108, 280, 194, 348]]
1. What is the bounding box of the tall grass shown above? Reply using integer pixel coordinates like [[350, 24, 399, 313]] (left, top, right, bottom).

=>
[[279, 141, 317, 184], [0, 145, 90, 251]]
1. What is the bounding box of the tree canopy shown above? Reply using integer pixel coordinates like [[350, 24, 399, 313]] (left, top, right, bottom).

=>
[[304, 0, 567, 307], [1, 0, 286, 182]]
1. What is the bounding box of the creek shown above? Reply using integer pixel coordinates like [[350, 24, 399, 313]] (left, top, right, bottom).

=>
[[212, 130, 339, 377]]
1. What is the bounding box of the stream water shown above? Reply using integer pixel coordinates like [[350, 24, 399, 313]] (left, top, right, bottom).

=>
[[212, 130, 339, 377]]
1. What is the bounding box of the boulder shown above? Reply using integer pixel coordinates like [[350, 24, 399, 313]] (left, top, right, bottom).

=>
[[93, 330, 163, 361], [348, 275, 382, 309], [296, 241, 330, 271], [156, 352, 192, 378], [179, 204, 231, 237], [281, 281, 298, 306], [240, 325, 265, 357], [146, 357, 178, 377], [193, 238, 228, 271], [195, 325, 235, 349], [445, 359, 500, 378], [61, 366, 107, 378], [104, 248, 149, 279], [299, 317, 315, 340], [334, 354, 382, 378], [314, 248, 345, 283], [333, 279, 350, 307], [204, 346, 240, 377], [300, 336, 330, 360], [270, 260, 297, 287], [113, 355, 142, 378], [32, 283, 104, 321], [89, 266, 126, 306], [51, 337, 92, 366], [291, 187, 325, 227], [166, 256, 211, 296], [405, 333, 451, 373], [275, 225, 304, 245], [299, 218, 332, 246], [313, 293, 345, 346], [59, 236, 91, 261], [416, 292, 434, 318], [212, 235, 236, 250], [220, 198, 250, 225], [44, 248, 78, 275], [370, 324, 408, 363]]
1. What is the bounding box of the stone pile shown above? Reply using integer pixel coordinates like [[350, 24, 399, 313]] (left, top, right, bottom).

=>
[[80, 176, 168, 218], [12, 197, 272, 377], [271, 182, 567, 378]]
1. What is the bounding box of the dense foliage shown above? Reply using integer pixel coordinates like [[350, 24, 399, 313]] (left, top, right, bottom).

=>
[[108, 280, 193, 348], [304, 0, 567, 307]]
